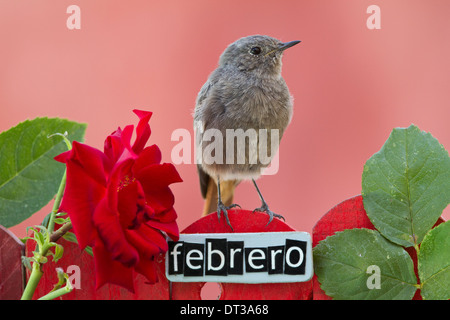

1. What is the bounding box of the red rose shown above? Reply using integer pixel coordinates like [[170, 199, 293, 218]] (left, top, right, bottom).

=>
[[55, 110, 182, 292]]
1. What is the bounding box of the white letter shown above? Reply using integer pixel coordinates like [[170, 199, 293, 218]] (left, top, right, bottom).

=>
[[366, 5, 381, 30], [170, 243, 183, 272], [229, 248, 242, 269], [258, 129, 279, 165], [259, 129, 280, 175], [66, 5, 81, 30], [366, 265, 381, 289], [270, 249, 283, 271], [225, 128, 258, 164], [285, 246, 304, 268], [202, 129, 223, 165], [194, 120, 203, 165], [186, 249, 203, 270], [261, 150, 279, 176], [248, 249, 266, 270], [207, 242, 225, 271], [171, 128, 192, 164], [67, 265, 81, 289]]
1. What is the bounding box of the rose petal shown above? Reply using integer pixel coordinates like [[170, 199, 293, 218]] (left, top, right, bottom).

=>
[[147, 216, 179, 242], [132, 110, 152, 154], [137, 223, 170, 252], [117, 125, 137, 162], [59, 163, 103, 248], [117, 180, 145, 229], [93, 240, 136, 293], [104, 127, 124, 164], [125, 228, 162, 259], [56, 141, 110, 186], [54, 109, 181, 292], [134, 256, 158, 284], [154, 206, 178, 223], [145, 187, 175, 213], [55, 142, 110, 249], [107, 159, 137, 228], [132, 145, 162, 175], [93, 197, 139, 267], [134, 163, 183, 191]]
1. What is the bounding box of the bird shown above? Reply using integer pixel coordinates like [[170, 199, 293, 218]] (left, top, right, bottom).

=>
[[194, 35, 300, 230]]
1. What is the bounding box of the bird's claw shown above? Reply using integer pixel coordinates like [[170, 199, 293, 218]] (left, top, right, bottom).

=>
[[253, 203, 285, 226], [217, 201, 241, 231]]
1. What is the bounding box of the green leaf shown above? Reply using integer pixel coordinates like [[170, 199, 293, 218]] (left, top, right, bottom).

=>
[[53, 217, 70, 225], [362, 125, 450, 247], [0, 117, 86, 227], [84, 246, 93, 256], [62, 231, 78, 244], [21, 256, 33, 271], [62, 231, 93, 256], [33, 229, 45, 248], [41, 212, 51, 228], [418, 221, 450, 300], [53, 243, 64, 263], [314, 228, 417, 300]]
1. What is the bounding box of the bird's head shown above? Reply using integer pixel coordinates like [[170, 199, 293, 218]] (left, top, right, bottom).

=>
[[218, 35, 300, 77]]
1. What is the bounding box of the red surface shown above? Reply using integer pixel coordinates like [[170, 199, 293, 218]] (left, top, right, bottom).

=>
[[172, 209, 313, 300], [0, 225, 24, 300]]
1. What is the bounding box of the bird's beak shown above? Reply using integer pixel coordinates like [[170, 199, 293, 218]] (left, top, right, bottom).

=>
[[265, 40, 301, 57], [279, 40, 301, 51]]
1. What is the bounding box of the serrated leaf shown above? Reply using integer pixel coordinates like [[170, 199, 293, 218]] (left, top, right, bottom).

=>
[[62, 231, 78, 244], [62, 231, 93, 256], [53, 217, 70, 225], [51, 267, 68, 292], [0, 117, 86, 227], [53, 243, 64, 263], [33, 229, 45, 248], [84, 245, 93, 256], [362, 125, 450, 247], [314, 228, 417, 300], [21, 256, 32, 271], [418, 221, 450, 300], [41, 212, 51, 228]]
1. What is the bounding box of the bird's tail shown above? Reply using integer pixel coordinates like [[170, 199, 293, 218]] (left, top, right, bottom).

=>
[[202, 178, 237, 216]]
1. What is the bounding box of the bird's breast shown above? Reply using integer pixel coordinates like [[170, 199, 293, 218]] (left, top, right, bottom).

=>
[[226, 80, 291, 129]]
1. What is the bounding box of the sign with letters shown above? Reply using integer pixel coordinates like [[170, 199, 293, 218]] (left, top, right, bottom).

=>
[[166, 231, 313, 283]]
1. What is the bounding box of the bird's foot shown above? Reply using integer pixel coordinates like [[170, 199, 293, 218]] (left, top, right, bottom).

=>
[[217, 201, 241, 231], [253, 202, 285, 226]]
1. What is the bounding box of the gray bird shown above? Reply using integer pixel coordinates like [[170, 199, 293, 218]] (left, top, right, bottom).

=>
[[194, 35, 300, 230]]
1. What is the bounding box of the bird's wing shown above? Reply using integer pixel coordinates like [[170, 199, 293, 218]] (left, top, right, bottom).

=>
[[195, 80, 214, 115], [194, 79, 214, 199], [197, 164, 210, 199], [194, 75, 238, 216]]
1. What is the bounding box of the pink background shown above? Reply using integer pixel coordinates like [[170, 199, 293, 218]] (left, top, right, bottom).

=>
[[2, 0, 449, 239]]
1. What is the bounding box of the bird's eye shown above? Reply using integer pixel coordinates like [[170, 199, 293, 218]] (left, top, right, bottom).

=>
[[249, 46, 262, 55]]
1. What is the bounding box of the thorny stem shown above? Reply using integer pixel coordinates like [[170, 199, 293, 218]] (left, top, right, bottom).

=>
[[21, 169, 68, 300], [37, 283, 73, 300], [47, 171, 66, 235], [20, 240, 54, 300], [21, 261, 44, 300], [50, 221, 73, 243]]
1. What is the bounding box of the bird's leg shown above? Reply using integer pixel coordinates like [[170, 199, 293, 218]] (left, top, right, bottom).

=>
[[252, 179, 285, 225], [217, 177, 240, 231]]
